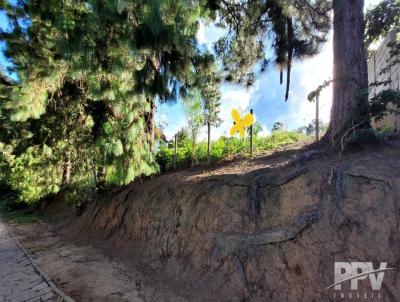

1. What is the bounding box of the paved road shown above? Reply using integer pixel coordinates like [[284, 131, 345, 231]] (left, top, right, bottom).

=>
[[0, 220, 64, 302]]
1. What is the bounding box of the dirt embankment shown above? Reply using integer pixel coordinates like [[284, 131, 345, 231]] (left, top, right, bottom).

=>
[[39, 143, 400, 301]]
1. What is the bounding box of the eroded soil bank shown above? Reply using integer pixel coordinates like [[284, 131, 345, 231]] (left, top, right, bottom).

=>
[[10, 142, 400, 301]]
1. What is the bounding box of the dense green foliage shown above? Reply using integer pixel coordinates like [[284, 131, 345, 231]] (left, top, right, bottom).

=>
[[369, 89, 400, 122], [0, 0, 217, 204], [365, 0, 400, 47], [157, 131, 307, 171]]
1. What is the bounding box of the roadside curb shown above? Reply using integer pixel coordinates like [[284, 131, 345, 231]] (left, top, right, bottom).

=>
[[1, 219, 76, 302]]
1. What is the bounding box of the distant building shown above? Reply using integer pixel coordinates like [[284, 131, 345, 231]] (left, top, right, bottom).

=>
[[368, 30, 400, 132]]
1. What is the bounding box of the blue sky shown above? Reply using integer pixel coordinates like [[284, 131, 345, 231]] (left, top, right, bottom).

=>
[[158, 20, 333, 140], [0, 9, 12, 72], [0, 0, 383, 140]]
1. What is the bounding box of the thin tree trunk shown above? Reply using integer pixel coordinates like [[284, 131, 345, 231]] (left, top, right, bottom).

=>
[[207, 122, 211, 162], [92, 166, 98, 187], [96, 165, 106, 191], [191, 132, 196, 167], [95, 151, 107, 191], [316, 93, 320, 142], [61, 158, 71, 189], [146, 97, 156, 150], [324, 0, 369, 148]]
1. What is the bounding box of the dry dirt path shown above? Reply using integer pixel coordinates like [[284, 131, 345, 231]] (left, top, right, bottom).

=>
[[0, 220, 71, 302], [6, 223, 188, 302]]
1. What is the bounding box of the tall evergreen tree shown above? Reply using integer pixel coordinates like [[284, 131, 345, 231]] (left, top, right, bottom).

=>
[[211, 0, 373, 149], [196, 53, 222, 162], [203, 79, 222, 162], [183, 90, 203, 166], [0, 0, 214, 202]]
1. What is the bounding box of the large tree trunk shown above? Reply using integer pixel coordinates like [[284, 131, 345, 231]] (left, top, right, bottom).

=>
[[324, 0, 369, 149], [207, 122, 211, 162]]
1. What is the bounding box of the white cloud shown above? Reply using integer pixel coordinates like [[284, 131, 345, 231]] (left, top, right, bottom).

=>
[[285, 31, 334, 128], [365, 0, 384, 11], [258, 124, 271, 137], [217, 87, 253, 137], [196, 21, 207, 45], [196, 20, 227, 50]]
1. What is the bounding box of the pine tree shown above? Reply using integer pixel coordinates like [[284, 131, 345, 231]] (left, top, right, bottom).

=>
[[203, 81, 222, 162], [212, 0, 374, 149], [0, 0, 215, 202], [196, 53, 222, 162], [183, 90, 203, 166]]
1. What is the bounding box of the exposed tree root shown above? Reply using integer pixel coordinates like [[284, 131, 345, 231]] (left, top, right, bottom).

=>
[[230, 253, 248, 286], [250, 173, 266, 222], [289, 150, 324, 167], [346, 172, 393, 190], [250, 167, 308, 222], [214, 208, 320, 254], [394, 199, 400, 229], [248, 147, 324, 222], [392, 185, 400, 229], [329, 163, 362, 233]]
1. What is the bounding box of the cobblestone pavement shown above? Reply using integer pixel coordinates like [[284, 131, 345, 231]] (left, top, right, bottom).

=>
[[0, 221, 64, 302]]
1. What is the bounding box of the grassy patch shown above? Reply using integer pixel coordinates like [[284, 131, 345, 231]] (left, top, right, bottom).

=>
[[157, 131, 309, 171], [0, 197, 40, 224], [0, 209, 40, 224]]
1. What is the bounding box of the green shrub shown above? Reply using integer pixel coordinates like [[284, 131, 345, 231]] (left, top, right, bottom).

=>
[[156, 131, 307, 170], [0, 181, 40, 224], [377, 125, 395, 134]]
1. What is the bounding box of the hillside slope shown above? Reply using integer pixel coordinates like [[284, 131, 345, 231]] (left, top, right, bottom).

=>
[[46, 142, 400, 301]]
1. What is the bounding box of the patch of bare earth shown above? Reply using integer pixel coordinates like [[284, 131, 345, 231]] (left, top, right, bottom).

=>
[[8, 222, 191, 302]]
